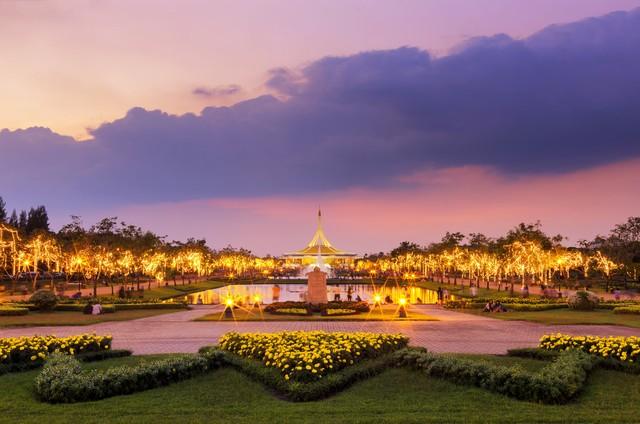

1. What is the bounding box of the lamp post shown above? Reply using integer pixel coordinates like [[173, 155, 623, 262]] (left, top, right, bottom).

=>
[[224, 297, 234, 318], [398, 296, 407, 318]]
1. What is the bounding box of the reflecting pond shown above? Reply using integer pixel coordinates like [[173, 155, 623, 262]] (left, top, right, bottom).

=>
[[183, 283, 455, 305]]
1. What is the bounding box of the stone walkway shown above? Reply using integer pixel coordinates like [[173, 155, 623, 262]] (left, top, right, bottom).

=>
[[1, 306, 639, 355]]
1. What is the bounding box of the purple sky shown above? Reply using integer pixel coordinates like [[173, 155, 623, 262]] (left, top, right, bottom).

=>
[[2, 1, 640, 255]]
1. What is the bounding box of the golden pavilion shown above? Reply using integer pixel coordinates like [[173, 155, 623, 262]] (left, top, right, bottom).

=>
[[284, 209, 357, 267]]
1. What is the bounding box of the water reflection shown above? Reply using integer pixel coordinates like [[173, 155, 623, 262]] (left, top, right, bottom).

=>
[[183, 283, 454, 305]]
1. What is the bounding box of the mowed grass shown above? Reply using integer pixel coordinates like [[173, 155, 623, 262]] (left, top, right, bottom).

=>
[[196, 305, 438, 322], [0, 309, 180, 328], [1, 354, 639, 424], [142, 280, 228, 299], [460, 308, 640, 328]]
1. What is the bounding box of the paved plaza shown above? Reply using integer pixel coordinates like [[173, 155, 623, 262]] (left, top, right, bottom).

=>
[[3, 306, 639, 355]]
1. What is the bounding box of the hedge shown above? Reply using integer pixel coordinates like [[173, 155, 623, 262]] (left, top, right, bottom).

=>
[[35, 350, 226, 403], [0, 349, 132, 376], [392, 348, 596, 404], [503, 303, 568, 312], [507, 347, 640, 375], [0, 306, 29, 316], [54, 304, 116, 313], [200, 347, 395, 402], [113, 303, 189, 310], [264, 301, 369, 315], [613, 305, 640, 315]]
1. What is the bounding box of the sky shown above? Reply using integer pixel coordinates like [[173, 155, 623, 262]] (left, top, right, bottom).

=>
[[2, 0, 640, 255]]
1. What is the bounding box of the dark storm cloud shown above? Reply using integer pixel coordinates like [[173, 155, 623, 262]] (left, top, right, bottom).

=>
[[2, 8, 640, 208], [192, 84, 242, 98]]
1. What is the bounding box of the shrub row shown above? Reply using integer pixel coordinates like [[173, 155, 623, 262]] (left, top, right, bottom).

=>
[[264, 301, 312, 314], [503, 303, 568, 312], [7, 302, 186, 313], [474, 297, 564, 305], [268, 308, 311, 316], [507, 347, 640, 375], [0, 306, 29, 316], [54, 303, 116, 313], [392, 348, 596, 404], [204, 347, 395, 402], [35, 350, 226, 403], [264, 301, 370, 315], [613, 305, 640, 315], [0, 349, 132, 376], [113, 303, 189, 310], [76, 349, 133, 362], [56, 297, 186, 305]]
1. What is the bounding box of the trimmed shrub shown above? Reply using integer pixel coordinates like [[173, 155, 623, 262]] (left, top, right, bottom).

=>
[[264, 301, 312, 314], [218, 331, 408, 382], [567, 291, 599, 311], [322, 308, 358, 316], [0, 306, 29, 316], [320, 301, 370, 313], [29, 290, 58, 311], [507, 348, 560, 361], [76, 349, 132, 362], [269, 308, 310, 316], [54, 303, 116, 313], [35, 350, 226, 403], [508, 347, 640, 375], [613, 305, 640, 315], [215, 349, 396, 402], [444, 300, 478, 309], [393, 348, 596, 404], [474, 297, 564, 305], [113, 303, 189, 310], [503, 303, 567, 312]]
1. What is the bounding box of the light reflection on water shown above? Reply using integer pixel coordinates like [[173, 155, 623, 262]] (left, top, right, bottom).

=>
[[183, 283, 453, 305]]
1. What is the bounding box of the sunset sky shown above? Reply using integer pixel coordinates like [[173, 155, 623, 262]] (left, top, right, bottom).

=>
[[2, 0, 640, 255]]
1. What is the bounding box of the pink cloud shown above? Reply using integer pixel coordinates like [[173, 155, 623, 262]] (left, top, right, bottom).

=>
[[104, 159, 640, 255]]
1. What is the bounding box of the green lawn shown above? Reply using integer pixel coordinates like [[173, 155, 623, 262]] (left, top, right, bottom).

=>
[[0, 309, 180, 328], [1, 354, 639, 423], [142, 280, 228, 299], [461, 308, 640, 328]]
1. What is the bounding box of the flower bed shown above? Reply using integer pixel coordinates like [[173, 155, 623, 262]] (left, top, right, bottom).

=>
[[0, 334, 112, 367], [323, 308, 358, 316], [264, 301, 312, 315], [218, 331, 408, 382], [539, 334, 640, 363], [320, 301, 369, 313], [269, 308, 310, 316], [264, 301, 369, 316]]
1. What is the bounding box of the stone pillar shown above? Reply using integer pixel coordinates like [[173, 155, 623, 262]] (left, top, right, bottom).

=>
[[306, 267, 328, 304]]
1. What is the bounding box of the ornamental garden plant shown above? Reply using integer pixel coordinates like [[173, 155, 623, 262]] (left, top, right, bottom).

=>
[[263, 301, 370, 317], [539, 333, 640, 363], [22, 330, 640, 406], [218, 331, 407, 382]]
